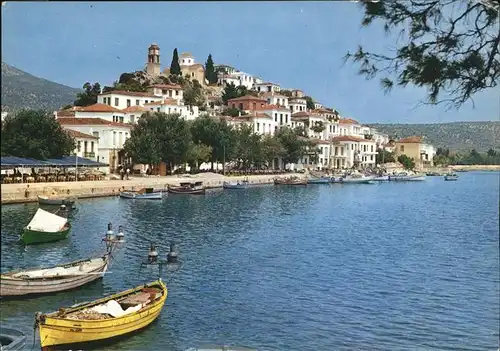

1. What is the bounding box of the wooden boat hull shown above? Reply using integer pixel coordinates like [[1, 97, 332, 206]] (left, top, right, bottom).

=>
[[37, 280, 167, 348], [0, 327, 27, 350], [119, 191, 163, 199], [0, 255, 109, 297], [223, 182, 248, 189], [21, 223, 71, 245], [38, 196, 76, 206], [168, 186, 206, 195]]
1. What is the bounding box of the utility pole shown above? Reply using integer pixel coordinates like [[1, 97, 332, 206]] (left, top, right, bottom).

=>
[[223, 143, 226, 176]]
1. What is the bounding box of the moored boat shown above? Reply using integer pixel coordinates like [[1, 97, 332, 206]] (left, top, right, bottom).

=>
[[307, 176, 332, 184], [274, 177, 307, 186], [336, 174, 374, 184], [223, 180, 249, 189], [21, 208, 71, 245], [35, 279, 167, 349], [388, 172, 426, 181], [119, 188, 164, 200], [0, 327, 26, 350], [444, 173, 459, 181], [37, 195, 76, 206], [168, 181, 206, 195], [426, 171, 441, 176], [371, 175, 390, 182], [0, 253, 111, 297]]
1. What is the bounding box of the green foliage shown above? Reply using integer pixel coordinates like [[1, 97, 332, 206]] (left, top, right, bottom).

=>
[[222, 83, 252, 104], [204, 54, 217, 84], [310, 121, 325, 133], [170, 49, 181, 76], [376, 148, 395, 164], [124, 112, 191, 170], [74, 82, 101, 107], [280, 89, 293, 97], [397, 154, 416, 170], [275, 127, 309, 165], [224, 107, 245, 117], [183, 80, 205, 107], [260, 134, 285, 167], [1, 62, 80, 113], [185, 142, 212, 172], [1, 109, 75, 159], [304, 96, 315, 110], [346, 1, 499, 108]]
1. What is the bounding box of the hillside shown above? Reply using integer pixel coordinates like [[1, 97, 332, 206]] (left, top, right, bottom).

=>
[[1, 62, 81, 113], [369, 122, 500, 152]]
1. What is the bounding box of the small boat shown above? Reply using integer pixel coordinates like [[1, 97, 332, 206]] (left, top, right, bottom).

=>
[[307, 176, 332, 184], [389, 173, 426, 181], [426, 171, 441, 176], [0, 327, 26, 350], [35, 279, 167, 349], [21, 208, 71, 245], [371, 175, 390, 182], [338, 175, 374, 184], [223, 180, 249, 189], [168, 181, 206, 195], [37, 195, 76, 206], [0, 253, 111, 297], [119, 187, 164, 199], [274, 177, 307, 186], [444, 173, 459, 181]]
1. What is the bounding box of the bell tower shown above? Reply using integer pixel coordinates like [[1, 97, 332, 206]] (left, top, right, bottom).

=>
[[146, 43, 161, 77]]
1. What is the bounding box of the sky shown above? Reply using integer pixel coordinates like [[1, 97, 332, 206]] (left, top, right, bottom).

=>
[[1, 1, 498, 124]]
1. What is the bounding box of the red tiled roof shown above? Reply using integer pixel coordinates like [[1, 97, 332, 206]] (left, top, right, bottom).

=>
[[309, 138, 330, 145], [149, 84, 183, 90], [100, 90, 157, 98], [291, 111, 310, 118], [340, 118, 359, 125], [397, 136, 423, 143], [121, 105, 150, 113], [78, 103, 123, 113], [331, 135, 367, 143], [257, 82, 280, 86], [227, 95, 266, 102], [65, 129, 98, 139], [181, 63, 204, 69], [57, 117, 132, 128], [261, 92, 288, 98], [289, 97, 306, 102], [249, 112, 272, 119]]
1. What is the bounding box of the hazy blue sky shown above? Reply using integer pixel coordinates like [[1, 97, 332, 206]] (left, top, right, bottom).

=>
[[2, 1, 498, 123]]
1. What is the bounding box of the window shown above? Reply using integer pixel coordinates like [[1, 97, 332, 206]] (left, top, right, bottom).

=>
[[145, 100, 149, 104], [136, 99, 140, 105], [91, 142, 94, 153], [371, 145, 374, 152], [119, 116, 124, 123], [267, 87, 271, 92], [274, 113, 278, 122], [285, 114, 288, 123], [370, 155, 373, 161], [239, 103, 243, 110], [114, 98, 119, 106], [157, 107, 160, 112], [400, 145, 405, 152], [130, 115, 135, 123], [176, 90, 179, 96], [341, 147, 344, 155], [351, 144, 354, 150], [169, 90, 173, 97], [257, 123, 260, 131], [280, 114, 283, 124], [119, 132, 123, 147], [113, 131, 117, 146], [127, 99, 131, 107], [77, 141, 81, 152], [84, 141, 88, 152]]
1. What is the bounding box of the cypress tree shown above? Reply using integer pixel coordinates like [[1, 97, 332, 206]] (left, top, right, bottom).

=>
[[170, 48, 181, 76], [205, 54, 217, 84]]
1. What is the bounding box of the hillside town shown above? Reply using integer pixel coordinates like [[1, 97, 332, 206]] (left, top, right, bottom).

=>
[[22, 44, 438, 174]]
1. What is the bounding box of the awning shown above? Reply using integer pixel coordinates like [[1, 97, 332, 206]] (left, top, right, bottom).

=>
[[1, 156, 108, 169]]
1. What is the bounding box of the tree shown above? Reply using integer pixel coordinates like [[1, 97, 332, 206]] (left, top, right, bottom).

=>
[[183, 80, 205, 107], [185, 142, 212, 173], [276, 127, 308, 167], [487, 148, 497, 157], [74, 82, 101, 106], [1, 110, 75, 159], [304, 96, 315, 110], [234, 124, 262, 170], [205, 54, 217, 84], [397, 154, 416, 170], [124, 112, 191, 173], [345, 0, 500, 108], [170, 48, 181, 76], [222, 83, 239, 104], [310, 121, 325, 133], [261, 135, 285, 169], [375, 148, 395, 164]]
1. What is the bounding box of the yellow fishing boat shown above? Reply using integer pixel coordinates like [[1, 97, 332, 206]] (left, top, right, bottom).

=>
[[35, 279, 167, 349]]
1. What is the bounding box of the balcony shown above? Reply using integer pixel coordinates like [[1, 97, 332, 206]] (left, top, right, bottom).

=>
[[83, 152, 95, 159]]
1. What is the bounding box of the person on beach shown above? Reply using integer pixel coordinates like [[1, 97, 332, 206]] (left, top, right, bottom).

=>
[[120, 168, 124, 180], [126, 168, 130, 180]]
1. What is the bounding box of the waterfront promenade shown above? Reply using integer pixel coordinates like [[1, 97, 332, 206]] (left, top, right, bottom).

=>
[[0, 173, 301, 204]]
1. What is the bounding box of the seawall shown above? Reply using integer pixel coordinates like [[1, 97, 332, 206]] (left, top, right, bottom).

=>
[[0, 174, 299, 205]]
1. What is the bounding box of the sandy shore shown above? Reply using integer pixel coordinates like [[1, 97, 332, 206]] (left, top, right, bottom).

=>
[[0, 173, 301, 205], [448, 165, 500, 171]]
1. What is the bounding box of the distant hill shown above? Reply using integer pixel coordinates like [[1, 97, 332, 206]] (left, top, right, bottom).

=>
[[369, 122, 500, 152], [1, 62, 81, 113]]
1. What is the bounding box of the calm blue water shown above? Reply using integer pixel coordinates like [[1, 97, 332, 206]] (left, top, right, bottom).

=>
[[1, 172, 499, 351]]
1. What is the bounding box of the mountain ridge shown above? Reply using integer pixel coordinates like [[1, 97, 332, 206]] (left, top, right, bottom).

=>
[[1, 62, 81, 113]]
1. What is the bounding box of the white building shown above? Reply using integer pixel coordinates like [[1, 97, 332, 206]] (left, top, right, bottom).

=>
[[217, 74, 241, 87], [98, 91, 162, 110], [55, 103, 126, 123], [330, 135, 377, 169], [144, 98, 199, 120], [148, 84, 184, 104], [261, 92, 289, 108], [289, 97, 307, 114], [58, 117, 132, 173], [254, 82, 281, 93], [64, 129, 99, 161]]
